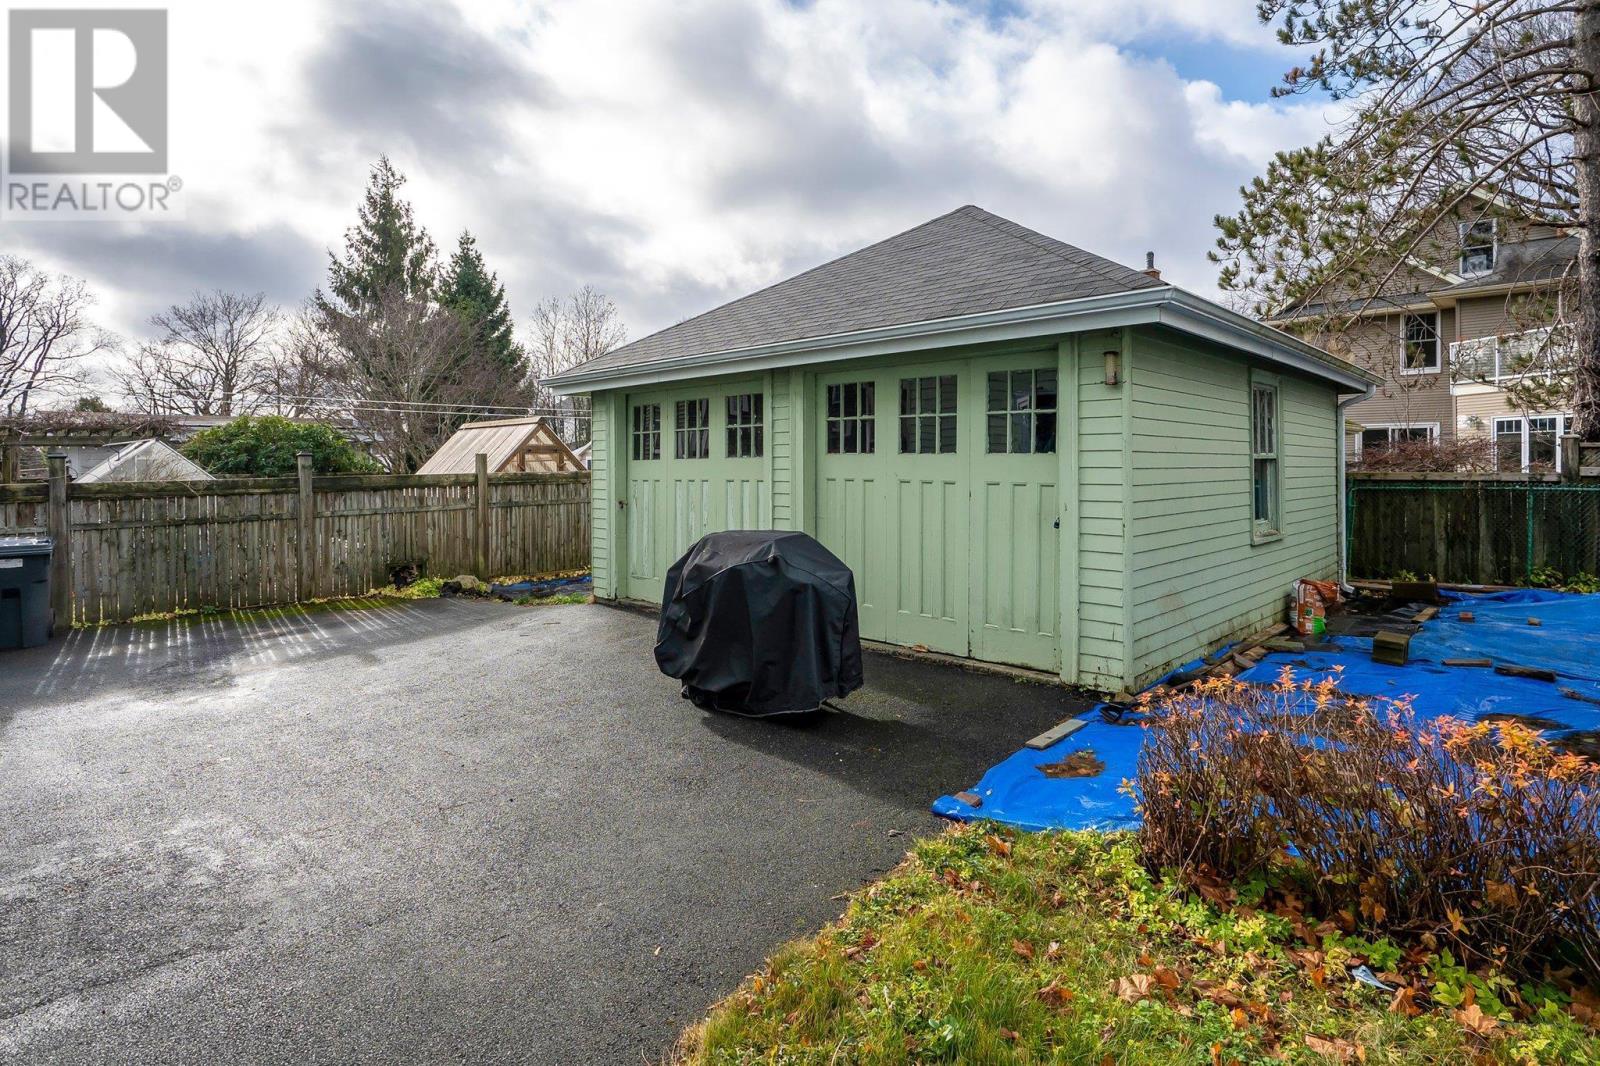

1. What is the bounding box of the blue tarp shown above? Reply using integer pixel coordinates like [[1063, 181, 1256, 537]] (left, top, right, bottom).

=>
[[489, 574, 592, 600], [932, 589, 1600, 832]]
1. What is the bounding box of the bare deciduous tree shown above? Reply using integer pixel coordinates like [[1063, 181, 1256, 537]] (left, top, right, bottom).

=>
[[0, 255, 109, 418], [321, 286, 528, 471], [528, 286, 627, 443], [118, 290, 279, 416], [259, 306, 341, 418]]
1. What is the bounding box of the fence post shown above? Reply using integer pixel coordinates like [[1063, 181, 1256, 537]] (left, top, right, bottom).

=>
[[475, 452, 489, 578], [45, 453, 71, 628], [1562, 433, 1581, 482], [296, 452, 314, 601], [1, 435, 17, 483]]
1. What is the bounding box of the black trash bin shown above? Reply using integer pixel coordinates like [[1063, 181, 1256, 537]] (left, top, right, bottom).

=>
[[0, 535, 53, 650]]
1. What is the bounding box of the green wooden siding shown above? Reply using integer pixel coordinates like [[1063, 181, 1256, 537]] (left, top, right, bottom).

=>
[[770, 369, 795, 527], [1074, 329, 1128, 689], [582, 326, 1344, 693], [1127, 331, 1338, 686], [590, 392, 616, 599]]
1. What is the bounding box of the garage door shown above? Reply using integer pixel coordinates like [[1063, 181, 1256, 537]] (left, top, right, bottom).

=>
[[622, 383, 770, 603], [815, 355, 1061, 672]]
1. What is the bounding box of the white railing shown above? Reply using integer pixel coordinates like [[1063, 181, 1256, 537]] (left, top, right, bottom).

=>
[[1450, 325, 1573, 384]]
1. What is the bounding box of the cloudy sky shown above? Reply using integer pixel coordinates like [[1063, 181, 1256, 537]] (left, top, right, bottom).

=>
[[4, 0, 1339, 390]]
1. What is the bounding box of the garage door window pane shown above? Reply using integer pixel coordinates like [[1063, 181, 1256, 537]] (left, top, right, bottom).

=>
[[987, 369, 1057, 453], [675, 399, 709, 459], [1035, 411, 1056, 453], [726, 393, 764, 458], [898, 375, 956, 454], [631, 404, 661, 461], [827, 382, 875, 454]]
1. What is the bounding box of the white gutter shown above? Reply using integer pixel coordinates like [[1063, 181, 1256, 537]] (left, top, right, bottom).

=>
[[1335, 390, 1373, 583], [546, 285, 1378, 395]]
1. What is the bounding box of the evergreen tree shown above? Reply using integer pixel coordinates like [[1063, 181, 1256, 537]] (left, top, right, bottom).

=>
[[317, 156, 437, 316], [438, 231, 527, 381]]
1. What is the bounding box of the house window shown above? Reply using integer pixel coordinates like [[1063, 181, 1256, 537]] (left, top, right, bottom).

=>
[[985, 369, 1057, 454], [825, 382, 875, 454], [1402, 313, 1440, 373], [674, 398, 709, 459], [1494, 416, 1524, 470], [1358, 424, 1436, 456], [1495, 414, 1571, 472], [726, 393, 763, 458], [1460, 219, 1496, 275], [899, 375, 957, 454], [631, 404, 661, 461], [1251, 382, 1279, 535]]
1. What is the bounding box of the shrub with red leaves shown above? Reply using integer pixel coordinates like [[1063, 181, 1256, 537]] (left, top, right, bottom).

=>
[[1136, 668, 1600, 982]]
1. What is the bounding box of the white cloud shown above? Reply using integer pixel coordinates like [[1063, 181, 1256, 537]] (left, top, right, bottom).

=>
[[4, 0, 1335, 384]]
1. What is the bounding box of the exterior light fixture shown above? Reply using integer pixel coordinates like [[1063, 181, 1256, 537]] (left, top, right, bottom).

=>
[[1103, 350, 1121, 386]]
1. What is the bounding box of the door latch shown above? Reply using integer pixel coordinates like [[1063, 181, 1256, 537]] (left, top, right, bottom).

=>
[[1053, 517, 1060, 529]]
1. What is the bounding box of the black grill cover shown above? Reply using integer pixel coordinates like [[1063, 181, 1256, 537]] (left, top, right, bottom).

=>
[[654, 530, 864, 715]]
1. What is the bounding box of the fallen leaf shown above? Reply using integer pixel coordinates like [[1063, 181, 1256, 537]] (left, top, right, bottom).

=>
[[999, 1027, 1020, 1042], [1446, 907, 1466, 935], [1388, 986, 1421, 1018], [1012, 938, 1035, 961], [1305, 1034, 1358, 1062], [1037, 979, 1075, 1007], [1115, 974, 1157, 1003], [1455, 1003, 1500, 1037], [1152, 967, 1182, 991], [985, 834, 1012, 858], [1045, 940, 1063, 960], [1230, 1007, 1249, 1030]]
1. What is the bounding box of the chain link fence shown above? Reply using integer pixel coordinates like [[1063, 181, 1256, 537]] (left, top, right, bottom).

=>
[[1347, 478, 1600, 586]]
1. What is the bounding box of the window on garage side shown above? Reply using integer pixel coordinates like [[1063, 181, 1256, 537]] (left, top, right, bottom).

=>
[[631, 403, 660, 460], [899, 375, 957, 454], [674, 398, 709, 459], [726, 393, 764, 458], [985, 369, 1057, 453], [1250, 381, 1280, 537], [826, 382, 875, 453]]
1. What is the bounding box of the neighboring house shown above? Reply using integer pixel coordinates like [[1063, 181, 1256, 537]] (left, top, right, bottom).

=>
[[1269, 200, 1576, 471], [416, 416, 586, 475], [573, 441, 593, 469], [547, 205, 1375, 692], [76, 439, 214, 483]]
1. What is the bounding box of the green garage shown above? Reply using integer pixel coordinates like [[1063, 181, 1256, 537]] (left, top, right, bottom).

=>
[[547, 206, 1376, 692]]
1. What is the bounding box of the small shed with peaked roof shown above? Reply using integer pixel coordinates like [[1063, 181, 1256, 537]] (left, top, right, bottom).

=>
[[416, 416, 585, 475], [77, 439, 214, 483]]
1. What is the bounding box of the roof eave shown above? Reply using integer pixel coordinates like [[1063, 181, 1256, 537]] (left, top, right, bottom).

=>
[[546, 286, 1376, 395]]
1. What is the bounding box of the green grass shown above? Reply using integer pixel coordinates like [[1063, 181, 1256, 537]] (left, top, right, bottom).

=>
[[675, 827, 1600, 1065]]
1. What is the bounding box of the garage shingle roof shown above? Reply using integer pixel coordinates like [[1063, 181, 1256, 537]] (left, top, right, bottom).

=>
[[565, 205, 1165, 376]]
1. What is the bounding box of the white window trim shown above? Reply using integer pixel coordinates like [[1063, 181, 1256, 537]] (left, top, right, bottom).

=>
[[1352, 422, 1440, 458], [1249, 373, 1282, 544], [1458, 219, 1498, 277], [1399, 311, 1442, 376]]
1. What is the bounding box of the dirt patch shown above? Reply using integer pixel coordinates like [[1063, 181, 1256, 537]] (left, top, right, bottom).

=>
[[1037, 750, 1106, 778]]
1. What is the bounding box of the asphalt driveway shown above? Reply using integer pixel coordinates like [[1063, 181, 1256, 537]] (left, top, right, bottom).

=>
[[0, 599, 1087, 1064]]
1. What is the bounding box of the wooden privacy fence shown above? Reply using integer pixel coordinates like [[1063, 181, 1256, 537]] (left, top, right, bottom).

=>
[[0, 453, 590, 625], [1347, 473, 1600, 584]]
